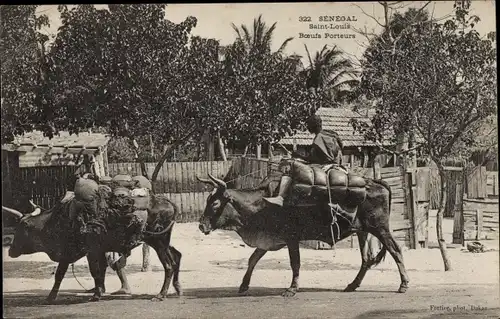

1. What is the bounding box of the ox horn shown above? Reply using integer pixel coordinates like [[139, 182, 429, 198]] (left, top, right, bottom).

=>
[[30, 207, 42, 217], [196, 176, 216, 186], [208, 173, 227, 189], [2, 206, 24, 219]]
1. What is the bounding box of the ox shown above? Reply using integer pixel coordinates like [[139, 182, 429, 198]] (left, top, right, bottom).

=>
[[3, 177, 182, 303], [197, 172, 409, 297]]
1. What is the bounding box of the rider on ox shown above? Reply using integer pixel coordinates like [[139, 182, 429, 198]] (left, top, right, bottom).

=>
[[264, 114, 344, 207]]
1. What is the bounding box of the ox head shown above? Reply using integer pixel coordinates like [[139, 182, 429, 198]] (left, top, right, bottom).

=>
[[197, 173, 243, 235], [3, 200, 45, 258]]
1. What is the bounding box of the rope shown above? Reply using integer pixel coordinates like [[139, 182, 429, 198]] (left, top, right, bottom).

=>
[[326, 169, 341, 253], [224, 168, 269, 185], [72, 263, 90, 291]]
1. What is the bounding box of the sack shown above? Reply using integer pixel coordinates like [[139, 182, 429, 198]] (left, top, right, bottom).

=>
[[285, 162, 367, 208], [74, 178, 99, 201], [99, 176, 113, 186], [131, 188, 151, 210], [112, 174, 138, 189], [113, 187, 131, 197], [132, 175, 152, 190]]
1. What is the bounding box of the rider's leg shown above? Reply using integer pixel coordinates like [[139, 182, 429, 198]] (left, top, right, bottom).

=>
[[263, 175, 293, 207]]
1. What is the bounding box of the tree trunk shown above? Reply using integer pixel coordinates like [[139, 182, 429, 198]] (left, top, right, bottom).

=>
[[435, 160, 452, 271], [141, 243, 151, 272], [242, 145, 249, 157], [151, 127, 196, 187], [217, 131, 227, 161], [256, 144, 262, 159], [149, 134, 154, 158], [268, 144, 274, 159], [131, 138, 149, 179]]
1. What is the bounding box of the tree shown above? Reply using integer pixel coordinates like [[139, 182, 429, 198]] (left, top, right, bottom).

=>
[[353, 1, 497, 270], [42, 5, 201, 185], [220, 15, 320, 149], [302, 44, 359, 105], [1, 5, 50, 143]]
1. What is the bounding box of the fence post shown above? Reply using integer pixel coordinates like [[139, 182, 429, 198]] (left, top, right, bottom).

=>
[[476, 209, 483, 240]]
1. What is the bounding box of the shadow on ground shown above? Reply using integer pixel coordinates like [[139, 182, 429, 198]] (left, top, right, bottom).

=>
[[210, 257, 443, 272], [3, 285, 398, 307], [3, 261, 164, 280], [355, 308, 500, 319]]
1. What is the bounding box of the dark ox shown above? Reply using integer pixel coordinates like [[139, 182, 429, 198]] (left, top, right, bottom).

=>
[[3, 181, 182, 303], [197, 173, 409, 297]]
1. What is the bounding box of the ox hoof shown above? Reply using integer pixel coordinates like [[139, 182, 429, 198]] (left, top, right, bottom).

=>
[[110, 288, 132, 295], [238, 285, 249, 295], [173, 283, 183, 297], [151, 294, 167, 302], [281, 288, 297, 298], [86, 287, 106, 294], [398, 283, 409, 293], [343, 284, 358, 292], [46, 295, 57, 304], [89, 295, 101, 302]]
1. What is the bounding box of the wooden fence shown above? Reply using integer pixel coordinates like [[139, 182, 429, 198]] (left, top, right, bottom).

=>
[[17, 166, 79, 209], [108, 158, 413, 247], [457, 198, 499, 242], [108, 161, 234, 193]]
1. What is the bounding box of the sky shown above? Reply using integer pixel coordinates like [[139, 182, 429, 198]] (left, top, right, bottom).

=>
[[36, 1, 496, 66]]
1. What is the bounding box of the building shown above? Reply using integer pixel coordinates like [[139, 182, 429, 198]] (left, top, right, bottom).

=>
[[1, 130, 110, 211], [277, 107, 396, 168]]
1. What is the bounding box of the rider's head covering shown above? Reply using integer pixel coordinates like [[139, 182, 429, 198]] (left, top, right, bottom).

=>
[[306, 114, 322, 134]]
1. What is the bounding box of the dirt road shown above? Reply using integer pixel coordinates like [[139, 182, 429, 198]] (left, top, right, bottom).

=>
[[3, 223, 499, 318]]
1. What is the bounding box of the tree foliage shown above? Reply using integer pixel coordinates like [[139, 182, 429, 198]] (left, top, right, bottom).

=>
[[1, 5, 50, 143], [217, 15, 320, 145], [354, 3, 497, 162], [353, 0, 496, 271], [302, 44, 359, 105]]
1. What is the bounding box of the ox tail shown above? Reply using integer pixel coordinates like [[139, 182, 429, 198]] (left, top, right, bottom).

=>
[[371, 245, 387, 267], [372, 178, 392, 215], [143, 220, 175, 236], [367, 178, 392, 267]]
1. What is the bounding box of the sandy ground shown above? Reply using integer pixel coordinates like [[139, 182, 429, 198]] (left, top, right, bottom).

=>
[[3, 222, 500, 319]]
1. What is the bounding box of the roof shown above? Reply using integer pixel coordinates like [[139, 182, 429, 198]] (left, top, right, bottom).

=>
[[279, 107, 388, 147], [2, 131, 110, 155]]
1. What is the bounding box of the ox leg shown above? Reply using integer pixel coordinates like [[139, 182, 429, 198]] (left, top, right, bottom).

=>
[[88, 252, 107, 302], [150, 241, 175, 301], [46, 262, 69, 303], [169, 245, 183, 296], [239, 248, 267, 295], [344, 232, 384, 292], [373, 229, 410, 293], [283, 240, 300, 297], [85, 254, 107, 294]]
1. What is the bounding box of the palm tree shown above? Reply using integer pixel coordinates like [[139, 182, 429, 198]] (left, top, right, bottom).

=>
[[302, 44, 360, 105], [225, 15, 293, 79]]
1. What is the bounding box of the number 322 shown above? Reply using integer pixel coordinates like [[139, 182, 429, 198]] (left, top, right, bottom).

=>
[[299, 16, 311, 22]]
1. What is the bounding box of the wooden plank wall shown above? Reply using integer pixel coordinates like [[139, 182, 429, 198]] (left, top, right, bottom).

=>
[[108, 161, 233, 194], [340, 166, 411, 247], [17, 166, 79, 209], [107, 160, 259, 222], [461, 199, 499, 241], [486, 171, 499, 198], [466, 166, 488, 199]]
